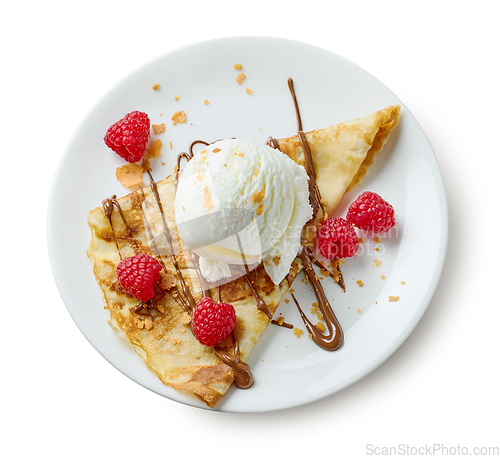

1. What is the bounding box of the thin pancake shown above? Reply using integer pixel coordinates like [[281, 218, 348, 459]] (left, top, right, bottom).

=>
[[87, 105, 400, 407], [87, 175, 301, 407], [278, 105, 400, 222]]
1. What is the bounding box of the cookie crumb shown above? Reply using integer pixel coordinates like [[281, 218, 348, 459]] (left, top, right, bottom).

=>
[[293, 328, 304, 338], [246, 87, 253, 95], [152, 83, 160, 90], [234, 63, 242, 70], [174, 96, 179, 101], [401, 281, 406, 285], [213, 148, 221, 153], [147, 139, 163, 158], [204, 99, 209, 105], [356, 280, 364, 287], [357, 308, 362, 314], [171, 111, 186, 126], [152, 123, 165, 134], [375, 236, 381, 243], [141, 139, 163, 171], [381, 274, 386, 279], [171, 338, 182, 345], [235, 72, 246, 84], [116, 163, 143, 188], [284, 298, 289, 304], [180, 312, 192, 325], [159, 272, 177, 290], [388, 296, 400, 302], [316, 322, 326, 333]]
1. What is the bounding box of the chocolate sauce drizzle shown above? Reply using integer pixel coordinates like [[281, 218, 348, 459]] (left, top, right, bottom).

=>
[[103, 159, 255, 388], [102, 196, 134, 259], [304, 247, 346, 292], [287, 78, 325, 219], [268, 78, 345, 351], [214, 331, 254, 389], [174, 146, 256, 388], [102, 195, 167, 316], [294, 251, 343, 351], [102, 76, 347, 396], [270, 319, 294, 329], [146, 170, 197, 312]]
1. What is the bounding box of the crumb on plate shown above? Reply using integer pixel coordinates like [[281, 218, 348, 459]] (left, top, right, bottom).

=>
[[116, 163, 143, 188], [293, 328, 304, 338], [171, 111, 186, 126], [236, 72, 246, 84], [152, 123, 165, 134]]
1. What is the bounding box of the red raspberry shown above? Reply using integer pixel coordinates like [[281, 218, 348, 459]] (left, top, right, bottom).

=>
[[192, 297, 236, 347], [116, 253, 162, 302], [317, 217, 359, 259], [346, 191, 395, 233], [104, 111, 150, 163]]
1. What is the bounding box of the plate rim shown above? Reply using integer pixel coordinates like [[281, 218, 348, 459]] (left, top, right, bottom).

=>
[[47, 36, 448, 413]]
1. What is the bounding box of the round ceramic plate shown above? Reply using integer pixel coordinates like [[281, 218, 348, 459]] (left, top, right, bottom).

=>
[[48, 37, 447, 412]]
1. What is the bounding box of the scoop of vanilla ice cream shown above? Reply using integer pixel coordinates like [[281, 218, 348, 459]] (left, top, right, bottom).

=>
[[174, 139, 312, 285]]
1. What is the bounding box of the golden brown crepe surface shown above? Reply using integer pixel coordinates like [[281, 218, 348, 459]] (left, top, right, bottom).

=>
[[87, 176, 300, 407], [278, 105, 400, 222], [87, 105, 400, 407]]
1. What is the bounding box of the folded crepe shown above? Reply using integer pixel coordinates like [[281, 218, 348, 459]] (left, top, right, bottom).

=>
[[278, 105, 400, 223], [86, 105, 400, 407]]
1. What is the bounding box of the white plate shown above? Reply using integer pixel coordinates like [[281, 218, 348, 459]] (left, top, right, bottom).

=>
[[48, 37, 447, 412]]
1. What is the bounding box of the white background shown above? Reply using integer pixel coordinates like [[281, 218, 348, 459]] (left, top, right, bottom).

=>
[[2, 1, 498, 458]]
